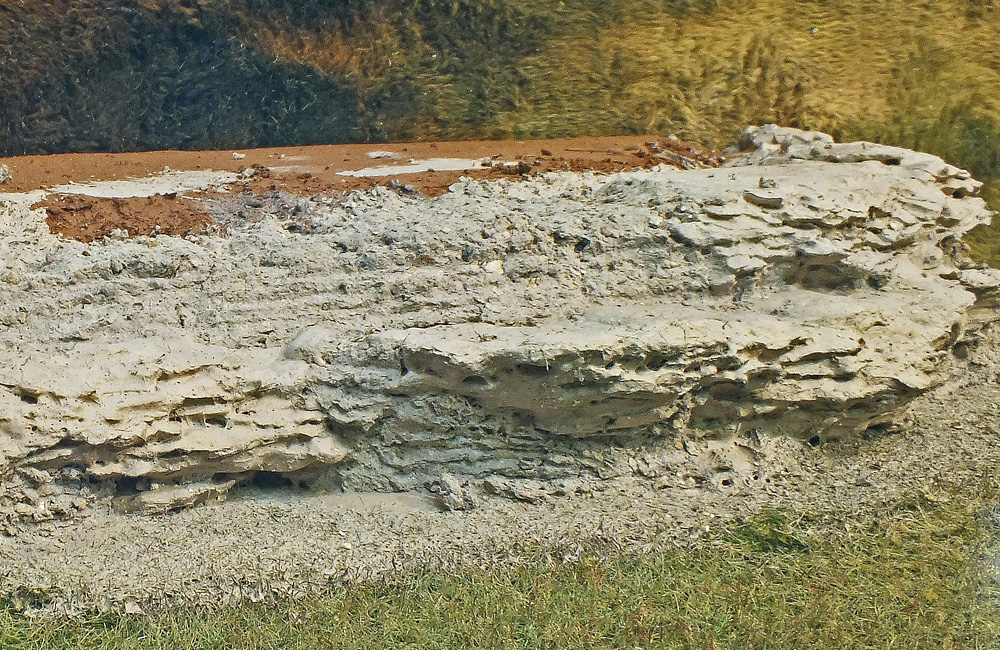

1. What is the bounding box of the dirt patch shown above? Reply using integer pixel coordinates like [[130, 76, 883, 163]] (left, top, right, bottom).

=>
[[6, 135, 725, 242], [36, 194, 215, 243]]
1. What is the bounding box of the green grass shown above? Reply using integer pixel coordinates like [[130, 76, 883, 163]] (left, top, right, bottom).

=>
[[3, 488, 998, 649]]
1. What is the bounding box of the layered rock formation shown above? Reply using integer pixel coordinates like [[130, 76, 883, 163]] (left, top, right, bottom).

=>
[[0, 126, 994, 517]]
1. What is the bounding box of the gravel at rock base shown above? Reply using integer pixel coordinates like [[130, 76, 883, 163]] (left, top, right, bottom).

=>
[[2, 316, 999, 614]]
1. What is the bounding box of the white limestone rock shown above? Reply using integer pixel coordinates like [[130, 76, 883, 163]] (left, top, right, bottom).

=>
[[0, 125, 994, 512]]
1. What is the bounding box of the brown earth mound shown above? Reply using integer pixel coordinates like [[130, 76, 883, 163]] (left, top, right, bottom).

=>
[[38, 194, 215, 243]]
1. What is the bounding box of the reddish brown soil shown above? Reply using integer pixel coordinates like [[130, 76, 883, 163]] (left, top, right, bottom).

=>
[[40, 194, 215, 244], [2, 135, 725, 243]]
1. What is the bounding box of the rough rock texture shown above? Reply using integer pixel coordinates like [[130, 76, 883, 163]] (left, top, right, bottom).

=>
[[0, 126, 994, 517]]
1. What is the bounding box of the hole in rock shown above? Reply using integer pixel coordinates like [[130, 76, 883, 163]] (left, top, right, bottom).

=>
[[517, 363, 550, 377], [513, 410, 537, 427], [205, 416, 229, 428], [807, 435, 822, 447], [867, 206, 891, 220], [574, 237, 591, 253], [862, 422, 892, 440], [19, 393, 38, 405], [866, 275, 886, 290], [707, 382, 745, 402], [643, 354, 670, 371], [251, 471, 295, 489], [215, 471, 313, 494], [114, 476, 142, 496], [182, 396, 221, 408], [788, 263, 856, 291]]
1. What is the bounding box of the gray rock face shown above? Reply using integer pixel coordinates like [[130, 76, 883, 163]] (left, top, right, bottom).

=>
[[0, 126, 994, 515]]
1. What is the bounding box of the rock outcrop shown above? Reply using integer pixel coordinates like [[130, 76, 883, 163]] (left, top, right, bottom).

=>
[[0, 126, 995, 517]]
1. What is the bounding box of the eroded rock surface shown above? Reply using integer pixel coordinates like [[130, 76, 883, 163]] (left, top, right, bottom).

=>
[[0, 126, 994, 518]]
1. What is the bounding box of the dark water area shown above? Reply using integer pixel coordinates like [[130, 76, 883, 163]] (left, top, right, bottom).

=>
[[0, 3, 364, 155], [1, 0, 998, 235]]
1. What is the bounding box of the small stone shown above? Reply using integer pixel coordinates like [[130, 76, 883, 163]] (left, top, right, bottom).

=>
[[437, 473, 475, 511], [232, 152, 246, 160], [511, 480, 544, 504], [483, 260, 504, 274], [117, 480, 236, 515], [0, 164, 11, 184], [18, 468, 52, 486], [725, 254, 766, 274], [482, 475, 509, 496], [742, 190, 784, 209]]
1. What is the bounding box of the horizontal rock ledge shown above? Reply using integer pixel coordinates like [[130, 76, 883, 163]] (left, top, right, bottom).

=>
[[0, 125, 994, 517]]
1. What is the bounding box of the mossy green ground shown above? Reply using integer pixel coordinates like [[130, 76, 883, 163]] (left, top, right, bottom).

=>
[[3, 488, 998, 649]]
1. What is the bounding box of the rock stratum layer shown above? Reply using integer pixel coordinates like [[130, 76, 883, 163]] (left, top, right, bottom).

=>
[[0, 126, 995, 517]]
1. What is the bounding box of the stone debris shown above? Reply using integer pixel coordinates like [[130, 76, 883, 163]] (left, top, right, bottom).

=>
[[741, 189, 783, 209], [435, 473, 476, 511], [117, 480, 237, 515], [0, 125, 996, 517], [0, 164, 10, 184]]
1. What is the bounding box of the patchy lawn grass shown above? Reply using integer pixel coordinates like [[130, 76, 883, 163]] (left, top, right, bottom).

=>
[[2, 488, 998, 649]]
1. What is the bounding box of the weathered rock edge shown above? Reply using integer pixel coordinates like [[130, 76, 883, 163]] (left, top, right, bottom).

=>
[[0, 126, 995, 517]]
